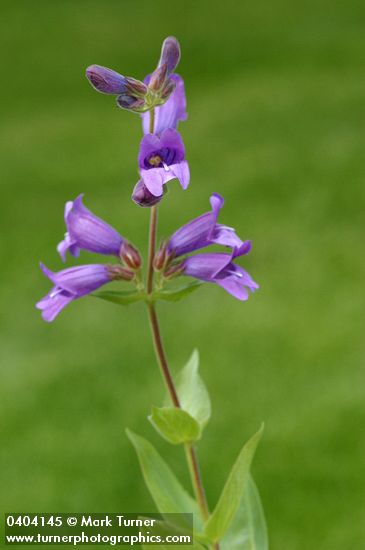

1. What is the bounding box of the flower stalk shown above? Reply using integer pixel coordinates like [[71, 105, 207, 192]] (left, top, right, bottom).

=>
[[145, 107, 218, 547]]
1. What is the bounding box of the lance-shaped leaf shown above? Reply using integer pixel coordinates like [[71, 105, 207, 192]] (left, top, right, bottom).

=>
[[92, 289, 146, 306], [149, 406, 201, 444], [204, 425, 264, 542], [153, 280, 203, 302], [126, 429, 203, 532], [221, 475, 268, 550], [174, 350, 211, 429]]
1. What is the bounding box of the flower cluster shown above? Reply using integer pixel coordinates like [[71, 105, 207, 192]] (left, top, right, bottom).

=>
[[37, 37, 258, 321], [37, 195, 141, 322], [154, 193, 258, 300]]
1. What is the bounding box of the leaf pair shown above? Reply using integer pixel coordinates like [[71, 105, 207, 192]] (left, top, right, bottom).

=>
[[93, 280, 203, 306], [127, 425, 267, 548], [127, 350, 268, 548]]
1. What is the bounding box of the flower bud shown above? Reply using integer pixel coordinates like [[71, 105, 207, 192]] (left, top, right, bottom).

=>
[[86, 65, 127, 94], [125, 77, 148, 97], [132, 180, 164, 208], [149, 63, 168, 92], [116, 94, 146, 112], [120, 241, 142, 270], [164, 261, 184, 280], [160, 78, 176, 100], [107, 265, 135, 281], [158, 36, 181, 75], [153, 241, 168, 271]]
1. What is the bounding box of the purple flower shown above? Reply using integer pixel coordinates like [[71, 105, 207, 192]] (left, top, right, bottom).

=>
[[57, 195, 124, 261], [141, 74, 187, 135], [138, 128, 189, 197], [36, 263, 133, 322], [182, 245, 258, 301], [167, 193, 247, 257]]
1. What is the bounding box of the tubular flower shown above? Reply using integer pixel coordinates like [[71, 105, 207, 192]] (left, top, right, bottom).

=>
[[138, 128, 189, 197], [36, 263, 133, 322], [57, 195, 124, 261], [182, 245, 258, 301], [166, 193, 247, 258]]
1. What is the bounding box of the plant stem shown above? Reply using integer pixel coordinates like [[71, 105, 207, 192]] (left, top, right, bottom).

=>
[[147, 302, 212, 523], [147, 303, 180, 407], [146, 107, 157, 295], [145, 105, 219, 549], [146, 206, 158, 294]]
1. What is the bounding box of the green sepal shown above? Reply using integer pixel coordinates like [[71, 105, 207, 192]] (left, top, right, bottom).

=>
[[149, 406, 201, 445], [220, 475, 268, 549], [92, 281, 203, 307], [173, 350, 211, 430], [204, 425, 264, 542], [126, 429, 203, 532]]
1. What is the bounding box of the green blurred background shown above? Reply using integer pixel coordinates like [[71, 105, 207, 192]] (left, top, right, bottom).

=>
[[1, 1, 364, 548]]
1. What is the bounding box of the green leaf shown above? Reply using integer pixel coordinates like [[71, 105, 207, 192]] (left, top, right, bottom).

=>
[[204, 425, 264, 542], [153, 281, 203, 302], [126, 429, 203, 532], [174, 350, 211, 429], [149, 406, 201, 444], [92, 289, 146, 306], [92, 281, 203, 307], [221, 476, 268, 550]]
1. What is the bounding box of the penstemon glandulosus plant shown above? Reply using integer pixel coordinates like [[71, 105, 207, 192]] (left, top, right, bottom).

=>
[[37, 37, 268, 550]]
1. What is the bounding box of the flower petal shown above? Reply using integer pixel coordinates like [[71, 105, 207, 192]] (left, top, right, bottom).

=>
[[213, 276, 249, 301], [183, 253, 232, 280], [40, 263, 111, 296], [169, 160, 190, 190], [36, 288, 75, 322]]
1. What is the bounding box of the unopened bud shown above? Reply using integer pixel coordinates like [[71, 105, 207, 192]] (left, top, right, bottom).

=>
[[107, 265, 135, 281], [149, 63, 168, 92], [86, 65, 127, 94], [125, 77, 148, 97], [120, 241, 142, 270], [116, 94, 146, 112], [158, 36, 181, 75], [160, 78, 176, 100], [132, 179, 164, 208], [153, 241, 169, 271], [164, 261, 184, 280]]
